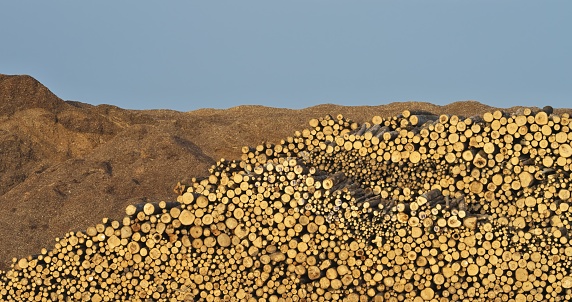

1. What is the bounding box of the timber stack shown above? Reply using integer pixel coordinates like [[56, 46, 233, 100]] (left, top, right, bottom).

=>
[[2, 107, 572, 301]]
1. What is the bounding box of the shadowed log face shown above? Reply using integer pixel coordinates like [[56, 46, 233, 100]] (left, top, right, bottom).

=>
[[2, 103, 572, 300]]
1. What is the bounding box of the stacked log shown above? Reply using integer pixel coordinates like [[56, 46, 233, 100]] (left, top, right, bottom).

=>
[[2, 107, 572, 301]]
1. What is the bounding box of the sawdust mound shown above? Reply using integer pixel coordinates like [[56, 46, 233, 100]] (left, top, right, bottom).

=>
[[0, 74, 65, 116], [1, 74, 523, 270]]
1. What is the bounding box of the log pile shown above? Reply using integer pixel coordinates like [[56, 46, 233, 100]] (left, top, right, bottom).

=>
[[2, 107, 572, 301]]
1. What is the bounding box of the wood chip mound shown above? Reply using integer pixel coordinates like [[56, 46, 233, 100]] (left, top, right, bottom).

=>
[[2, 107, 572, 301]]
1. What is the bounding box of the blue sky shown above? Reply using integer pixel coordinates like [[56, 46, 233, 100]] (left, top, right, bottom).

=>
[[1, 1, 570, 111]]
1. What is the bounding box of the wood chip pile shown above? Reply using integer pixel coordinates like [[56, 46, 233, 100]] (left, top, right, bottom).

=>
[[2, 108, 572, 302]]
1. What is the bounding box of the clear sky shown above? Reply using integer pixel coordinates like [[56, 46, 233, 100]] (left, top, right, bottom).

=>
[[1, 1, 570, 111]]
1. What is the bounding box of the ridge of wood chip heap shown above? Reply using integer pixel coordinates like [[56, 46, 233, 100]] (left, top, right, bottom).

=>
[[2, 107, 572, 302]]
